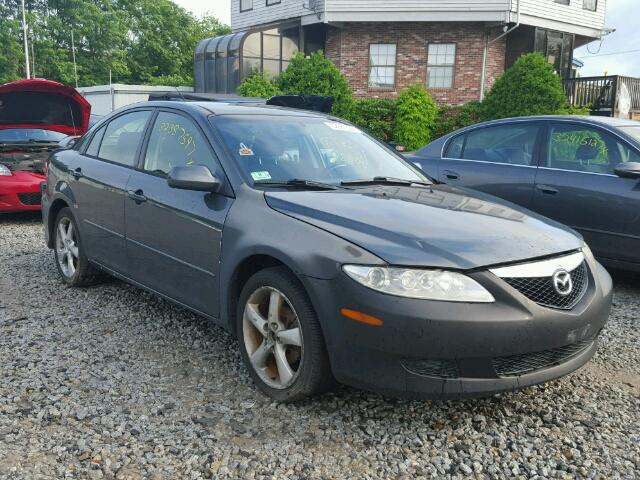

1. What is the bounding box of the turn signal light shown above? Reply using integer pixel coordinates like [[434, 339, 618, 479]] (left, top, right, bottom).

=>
[[340, 308, 383, 326]]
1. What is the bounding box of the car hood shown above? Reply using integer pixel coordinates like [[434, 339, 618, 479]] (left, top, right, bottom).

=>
[[265, 184, 583, 270], [0, 79, 91, 136]]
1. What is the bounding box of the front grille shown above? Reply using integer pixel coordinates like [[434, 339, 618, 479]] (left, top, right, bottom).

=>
[[503, 261, 588, 310], [17, 191, 42, 206], [493, 339, 594, 377], [401, 359, 459, 378]]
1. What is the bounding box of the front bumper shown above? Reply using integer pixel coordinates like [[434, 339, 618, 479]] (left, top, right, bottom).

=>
[[0, 171, 45, 212], [304, 257, 612, 399]]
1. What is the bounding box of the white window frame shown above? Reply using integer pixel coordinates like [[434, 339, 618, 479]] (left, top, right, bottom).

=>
[[427, 43, 456, 89], [368, 43, 397, 89], [240, 0, 253, 12], [583, 0, 597, 11]]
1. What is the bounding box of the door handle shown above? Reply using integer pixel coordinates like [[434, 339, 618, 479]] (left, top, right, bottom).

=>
[[441, 170, 460, 181], [127, 189, 147, 204], [536, 184, 559, 195], [72, 167, 83, 179]]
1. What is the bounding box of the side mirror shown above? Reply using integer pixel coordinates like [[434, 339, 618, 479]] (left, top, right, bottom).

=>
[[167, 165, 220, 192], [614, 162, 640, 179]]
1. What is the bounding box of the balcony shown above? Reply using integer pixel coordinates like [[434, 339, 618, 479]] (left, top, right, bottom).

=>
[[564, 75, 640, 118]]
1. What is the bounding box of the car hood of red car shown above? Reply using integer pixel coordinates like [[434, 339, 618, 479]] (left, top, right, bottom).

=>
[[0, 79, 91, 136]]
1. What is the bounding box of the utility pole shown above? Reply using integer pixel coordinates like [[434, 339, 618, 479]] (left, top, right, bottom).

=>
[[21, 0, 31, 79], [71, 30, 78, 88]]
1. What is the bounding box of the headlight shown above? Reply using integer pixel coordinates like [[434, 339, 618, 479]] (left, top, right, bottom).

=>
[[0, 164, 11, 176], [343, 265, 495, 302]]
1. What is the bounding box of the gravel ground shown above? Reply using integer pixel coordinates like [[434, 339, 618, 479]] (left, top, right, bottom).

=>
[[0, 212, 638, 480]]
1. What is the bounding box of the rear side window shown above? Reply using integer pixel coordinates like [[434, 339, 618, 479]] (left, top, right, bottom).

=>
[[548, 123, 640, 174], [85, 126, 105, 157], [445, 135, 464, 158], [460, 124, 539, 166], [97, 111, 151, 167], [143, 112, 217, 176]]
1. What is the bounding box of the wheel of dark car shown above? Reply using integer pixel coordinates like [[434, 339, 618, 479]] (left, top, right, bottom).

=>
[[54, 208, 102, 287], [237, 267, 333, 402]]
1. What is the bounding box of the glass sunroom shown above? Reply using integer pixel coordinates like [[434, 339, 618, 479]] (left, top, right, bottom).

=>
[[194, 26, 300, 94]]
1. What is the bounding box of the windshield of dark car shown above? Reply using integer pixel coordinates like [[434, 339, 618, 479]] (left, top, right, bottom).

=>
[[211, 115, 427, 185], [0, 128, 67, 143], [618, 126, 640, 143]]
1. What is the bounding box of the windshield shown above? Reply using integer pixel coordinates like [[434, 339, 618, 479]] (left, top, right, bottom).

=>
[[0, 128, 67, 143], [211, 115, 427, 185], [619, 126, 640, 143]]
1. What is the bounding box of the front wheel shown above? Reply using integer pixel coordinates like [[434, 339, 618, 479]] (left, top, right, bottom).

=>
[[53, 208, 102, 287], [237, 267, 334, 402]]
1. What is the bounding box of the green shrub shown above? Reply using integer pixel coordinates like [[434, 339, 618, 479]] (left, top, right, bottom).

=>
[[482, 53, 568, 120], [237, 72, 281, 98], [393, 84, 438, 151], [562, 104, 592, 116], [345, 98, 396, 141], [432, 101, 482, 139], [277, 51, 353, 116]]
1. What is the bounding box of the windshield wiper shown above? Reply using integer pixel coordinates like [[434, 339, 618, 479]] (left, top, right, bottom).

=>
[[254, 179, 340, 190], [341, 176, 432, 187]]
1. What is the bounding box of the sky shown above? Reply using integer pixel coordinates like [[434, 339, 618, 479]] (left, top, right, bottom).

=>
[[568, 0, 638, 77], [173, 0, 639, 78]]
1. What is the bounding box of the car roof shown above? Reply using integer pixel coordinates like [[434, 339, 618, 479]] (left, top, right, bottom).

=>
[[139, 100, 330, 119], [473, 115, 640, 128]]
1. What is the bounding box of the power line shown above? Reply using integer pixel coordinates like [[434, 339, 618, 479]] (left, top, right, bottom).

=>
[[577, 48, 640, 59]]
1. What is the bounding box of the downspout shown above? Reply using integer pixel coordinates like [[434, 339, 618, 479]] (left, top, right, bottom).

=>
[[480, 0, 521, 100]]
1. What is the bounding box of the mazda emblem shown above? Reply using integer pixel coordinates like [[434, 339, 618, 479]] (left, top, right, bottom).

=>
[[552, 269, 573, 296]]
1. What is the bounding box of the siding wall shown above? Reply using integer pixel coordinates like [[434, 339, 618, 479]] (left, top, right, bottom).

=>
[[231, 0, 318, 31], [513, 0, 606, 33]]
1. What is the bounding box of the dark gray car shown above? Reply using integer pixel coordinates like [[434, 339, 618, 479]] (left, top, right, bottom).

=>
[[408, 116, 640, 272], [42, 102, 612, 402]]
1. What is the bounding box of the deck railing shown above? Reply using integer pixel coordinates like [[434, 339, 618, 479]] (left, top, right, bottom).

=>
[[564, 75, 640, 117]]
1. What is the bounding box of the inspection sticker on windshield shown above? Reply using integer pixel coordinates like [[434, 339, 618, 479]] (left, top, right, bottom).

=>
[[239, 143, 254, 156], [251, 171, 271, 181], [324, 122, 361, 133]]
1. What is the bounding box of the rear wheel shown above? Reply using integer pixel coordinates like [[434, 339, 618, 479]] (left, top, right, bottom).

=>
[[54, 208, 102, 287], [237, 267, 333, 402]]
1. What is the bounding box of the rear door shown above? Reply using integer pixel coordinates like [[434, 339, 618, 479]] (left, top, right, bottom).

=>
[[72, 110, 152, 274], [532, 121, 640, 264], [124, 109, 233, 317], [437, 122, 542, 208]]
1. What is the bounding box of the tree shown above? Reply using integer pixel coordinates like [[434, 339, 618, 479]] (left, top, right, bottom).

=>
[[277, 51, 353, 116], [482, 52, 569, 120], [394, 84, 438, 151]]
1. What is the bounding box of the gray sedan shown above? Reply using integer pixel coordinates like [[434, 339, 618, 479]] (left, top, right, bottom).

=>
[[408, 116, 640, 272]]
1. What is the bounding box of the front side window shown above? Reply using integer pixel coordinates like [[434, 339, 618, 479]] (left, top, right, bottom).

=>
[[240, 0, 253, 11], [583, 0, 597, 11], [548, 124, 639, 174], [97, 111, 151, 167], [85, 126, 106, 157], [452, 124, 539, 166], [211, 115, 426, 185], [427, 43, 456, 89], [144, 112, 216, 176], [369, 44, 396, 88]]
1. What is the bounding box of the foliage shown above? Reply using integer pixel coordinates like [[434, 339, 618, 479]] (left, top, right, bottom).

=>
[[562, 104, 592, 116], [0, 0, 230, 86], [481, 53, 568, 120], [345, 98, 396, 141], [432, 101, 482, 139], [277, 51, 353, 116], [393, 84, 438, 151], [237, 72, 281, 98]]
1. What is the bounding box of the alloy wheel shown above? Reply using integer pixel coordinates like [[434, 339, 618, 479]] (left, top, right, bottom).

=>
[[55, 217, 79, 278], [242, 286, 304, 389]]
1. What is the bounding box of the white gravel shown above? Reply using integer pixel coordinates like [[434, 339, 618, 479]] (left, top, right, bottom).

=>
[[1, 212, 638, 479]]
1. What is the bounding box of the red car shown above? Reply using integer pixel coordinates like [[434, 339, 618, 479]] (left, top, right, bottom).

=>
[[0, 79, 90, 212]]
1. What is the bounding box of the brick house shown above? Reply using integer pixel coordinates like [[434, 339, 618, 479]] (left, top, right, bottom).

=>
[[194, 0, 607, 104]]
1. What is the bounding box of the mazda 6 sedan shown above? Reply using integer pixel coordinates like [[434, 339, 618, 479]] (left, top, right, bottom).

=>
[[408, 116, 640, 272], [42, 100, 612, 402]]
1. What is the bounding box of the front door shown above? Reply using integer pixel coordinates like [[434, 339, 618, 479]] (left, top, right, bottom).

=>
[[532, 121, 640, 264], [438, 122, 542, 209], [124, 110, 233, 317], [72, 110, 152, 273]]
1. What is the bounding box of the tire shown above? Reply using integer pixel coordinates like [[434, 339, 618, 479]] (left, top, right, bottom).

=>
[[53, 207, 103, 287], [236, 266, 334, 402]]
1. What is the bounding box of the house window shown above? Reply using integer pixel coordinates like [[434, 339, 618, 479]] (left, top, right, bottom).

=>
[[240, 0, 253, 12], [266, 0, 280, 5], [368, 44, 396, 88], [555, 0, 569, 4], [427, 43, 456, 89], [583, 0, 597, 11]]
